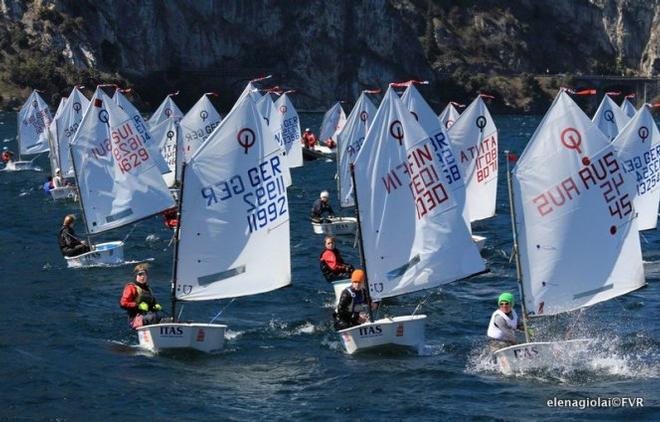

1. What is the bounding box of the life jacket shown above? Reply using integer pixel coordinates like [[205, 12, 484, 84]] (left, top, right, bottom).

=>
[[1, 151, 11, 162], [124, 282, 156, 318], [487, 308, 518, 341], [341, 287, 368, 315], [319, 248, 344, 279]]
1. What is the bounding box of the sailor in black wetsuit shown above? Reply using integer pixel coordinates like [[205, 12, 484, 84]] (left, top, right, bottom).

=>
[[58, 214, 91, 257], [310, 190, 335, 223]]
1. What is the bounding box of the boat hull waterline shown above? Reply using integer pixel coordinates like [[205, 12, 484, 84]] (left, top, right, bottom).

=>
[[493, 338, 593, 375], [312, 216, 357, 236], [64, 241, 124, 268], [338, 314, 427, 354], [136, 322, 228, 353]]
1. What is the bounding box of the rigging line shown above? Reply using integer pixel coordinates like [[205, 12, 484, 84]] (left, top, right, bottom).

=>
[[29, 152, 45, 162], [209, 298, 236, 324], [412, 292, 433, 316], [177, 304, 184, 321], [121, 222, 140, 243]]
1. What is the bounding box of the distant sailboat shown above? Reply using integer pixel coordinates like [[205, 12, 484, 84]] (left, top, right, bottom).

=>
[[136, 88, 291, 353], [148, 93, 183, 128], [272, 91, 303, 169], [179, 93, 222, 162], [6, 90, 52, 171], [338, 86, 485, 354], [592, 92, 630, 141], [611, 103, 660, 231], [48, 86, 89, 180], [67, 86, 175, 268], [620, 95, 637, 119], [495, 89, 645, 374], [312, 101, 346, 159], [447, 94, 498, 223], [438, 101, 464, 129]]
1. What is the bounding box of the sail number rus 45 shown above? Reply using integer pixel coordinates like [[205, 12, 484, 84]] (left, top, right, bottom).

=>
[[201, 155, 288, 233]]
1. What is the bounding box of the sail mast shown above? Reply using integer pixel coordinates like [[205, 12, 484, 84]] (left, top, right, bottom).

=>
[[170, 161, 187, 320], [505, 150, 530, 343], [68, 141, 93, 246], [350, 162, 374, 322]]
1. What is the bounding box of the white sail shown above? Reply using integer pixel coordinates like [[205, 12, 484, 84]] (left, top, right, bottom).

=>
[[47, 97, 67, 174], [52, 87, 90, 177], [148, 95, 183, 128], [272, 93, 303, 169], [180, 94, 222, 162], [353, 87, 484, 300], [448, 95, 498, 222], [513, 90, 645, 316], [70, 88, 175, 234], [113, 90, 170, 174], [153, 117, 182, 187], [256, 94, 275, 128], [18, 90, 52, 155], [438, 102, 462, 129], [231, 82, 263, 115], [401, 85, 469, 228], [319, 102, 346, 145], [175, 94, 291, 301], [336, 92, 377, 207], [611, 104, 660, 230], [620, 97, 637, 119], [592, 94, 630, 141]]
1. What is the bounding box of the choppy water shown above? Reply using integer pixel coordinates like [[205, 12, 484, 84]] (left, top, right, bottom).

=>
[[0, 111, 658, 420]]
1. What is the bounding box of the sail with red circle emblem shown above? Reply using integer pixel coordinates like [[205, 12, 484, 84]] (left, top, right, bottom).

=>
[[512, 90, 645, 316], [353, 87, 484, 300], [175, 94, 291, 301], [180, 94, 222, 162]]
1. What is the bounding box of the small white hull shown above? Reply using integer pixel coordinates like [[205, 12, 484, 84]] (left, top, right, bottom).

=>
[[332, 279, 351, 306], [2, 160, 40, 172], [50, 186, 77, 201], [472, 235, 486, 251], [493, 338, 593, 375], [136, 322, 228, 353], [312, 216, 357, 235], [303, 145, 336, 160], [338, 314, 426, 355], [64, 241, 124, 268]]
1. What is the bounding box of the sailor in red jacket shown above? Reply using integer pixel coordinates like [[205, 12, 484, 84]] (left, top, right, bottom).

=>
[[119, 263, 164, 329], [1, 147, 14, 163], [319, 236, 354, 282], [301, 128, 318, 148]]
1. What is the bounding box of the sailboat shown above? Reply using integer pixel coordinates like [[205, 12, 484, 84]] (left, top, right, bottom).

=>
[[337, 86, 485, 354], [179, 93, 222, 162], [272, 91, 303, 169], [620, 94, 637, 119], [438, 101, 464, 129], [494, 89, 646, 374], [147, 92, 183, 128], [399, 83, 485, 250], [307, 102, 346, 160], [6, 90, 52, 171], [48, 87, 89, 182], [66, 86, 175, 268], [447, 94, 498, 224], [136, 86, 291, 353], [46, 96, 77, 200], [592, 92, 630, 141], [152, 115, 182, 188], [611, 103, 660, 231]]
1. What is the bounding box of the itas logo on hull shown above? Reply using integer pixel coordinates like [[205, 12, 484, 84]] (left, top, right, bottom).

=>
[[358, 325, 383, 338], [160, 326, 184, 337], [512, 346, 540, 360]]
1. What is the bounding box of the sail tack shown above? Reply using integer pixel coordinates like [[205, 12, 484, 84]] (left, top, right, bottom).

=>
[[513, 90, 645, 316], [354, 87, 484, 300], [176, 94, 291, 301]]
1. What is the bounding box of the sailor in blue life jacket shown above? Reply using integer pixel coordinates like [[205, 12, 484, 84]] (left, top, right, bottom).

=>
[[310, 190, 335, 223], [119, 263, 165, 329], [487, 292, 529, 351], [334, 269, 377, 331], [43, 176, 54, 194]]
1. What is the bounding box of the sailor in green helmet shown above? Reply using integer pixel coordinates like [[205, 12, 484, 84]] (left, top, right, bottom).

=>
[[486, 292, 524, 350]]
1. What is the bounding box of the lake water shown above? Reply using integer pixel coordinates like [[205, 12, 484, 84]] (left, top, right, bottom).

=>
[[0, 111, 657, 420]]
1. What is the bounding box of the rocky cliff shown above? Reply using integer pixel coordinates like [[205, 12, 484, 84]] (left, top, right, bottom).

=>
[[0, 0, 658, 112]]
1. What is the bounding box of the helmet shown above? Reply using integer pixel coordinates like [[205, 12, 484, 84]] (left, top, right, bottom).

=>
[[498, 292, 514, 307], [351, 269, 366, 283], [305, 128, 310, 132], [55, 168, 61, 173], [2, 146, 7, 151], [320, 191, 329, 199]]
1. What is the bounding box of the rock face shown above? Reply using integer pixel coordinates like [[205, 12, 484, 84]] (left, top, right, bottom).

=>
[[0, 0, 658, 111]]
